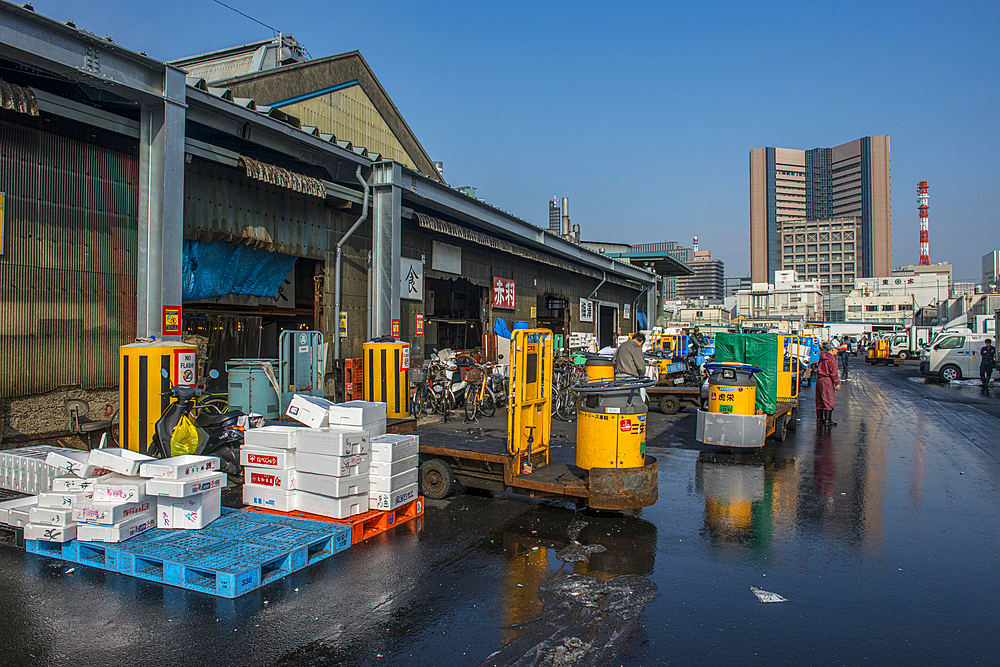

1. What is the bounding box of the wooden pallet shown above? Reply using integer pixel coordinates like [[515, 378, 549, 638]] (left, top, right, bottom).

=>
[[245, 496, 424, 545]]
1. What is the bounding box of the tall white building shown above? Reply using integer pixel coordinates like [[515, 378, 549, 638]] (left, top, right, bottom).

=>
[[983, 251, 1000, 292]]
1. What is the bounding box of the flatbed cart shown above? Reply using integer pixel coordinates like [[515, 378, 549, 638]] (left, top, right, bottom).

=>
[[646, 385, 702, 414], [417, 330, 658, 511]]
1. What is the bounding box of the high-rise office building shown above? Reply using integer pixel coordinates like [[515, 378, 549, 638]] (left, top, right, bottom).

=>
[[676, 252, 724, 301], [548, 196, 562, 233], [750, 136, 891, 286]]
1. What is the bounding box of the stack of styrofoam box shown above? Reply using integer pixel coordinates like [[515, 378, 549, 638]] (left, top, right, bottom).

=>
[[241, 425, 300, 512], [328, 401, 387, 438], [0, 495, 38, 528], [139, 455, 225, 530], [0, 445, 71, 494], [368, 434, 419, 511], [22, 487, 92, 542]]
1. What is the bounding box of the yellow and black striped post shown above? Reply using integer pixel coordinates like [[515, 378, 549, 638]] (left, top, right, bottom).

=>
[[119, 341, 198, 453], [362, 341, 411, 418]]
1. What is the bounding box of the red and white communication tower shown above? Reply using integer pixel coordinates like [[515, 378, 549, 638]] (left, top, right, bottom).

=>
[[917, 180, 930, 266]]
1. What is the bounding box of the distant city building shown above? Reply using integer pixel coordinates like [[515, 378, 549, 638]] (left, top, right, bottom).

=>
[[953, 282, 976, 297], [631, 241, 694, 300], [983, 251, 1000, 292], [895, 262, 952, 294], [676, 251, 724, 300], [724, 277, 752, 297], [845, 282, 916, 326], [856, 273, 950, 310], [735, 270, 823, 321], [549, 196, 562, 234], [750, 136, 891, 283], [774, 217, 861, 294]]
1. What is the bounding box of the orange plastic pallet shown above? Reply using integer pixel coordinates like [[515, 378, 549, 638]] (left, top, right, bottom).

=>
[[244, 496, 424, 545]]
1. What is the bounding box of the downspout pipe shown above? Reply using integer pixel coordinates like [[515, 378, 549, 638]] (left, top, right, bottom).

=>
[[334, 166, 371, 362], [587, 271, 607, 300]]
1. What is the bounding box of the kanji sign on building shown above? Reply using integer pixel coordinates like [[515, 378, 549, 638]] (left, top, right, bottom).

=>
[[492, 277, 516, 310]]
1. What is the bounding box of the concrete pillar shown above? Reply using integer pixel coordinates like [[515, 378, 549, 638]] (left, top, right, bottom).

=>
[[370, 162, 401, 337]]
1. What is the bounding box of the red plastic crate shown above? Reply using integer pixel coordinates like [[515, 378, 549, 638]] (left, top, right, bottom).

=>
[[244, 496, 424, 545]]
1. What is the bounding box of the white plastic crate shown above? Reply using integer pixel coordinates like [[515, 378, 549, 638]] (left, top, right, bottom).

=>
[[369, 468, 419, 493], [244, 425, 301, 450], [144, 471, 226, 498], [240, 446, 296, 470], [335, 420, 386, 438], [1, 446, 64, 494], [7, 507, 30, 527], [370, 483, 419, 512], [37, 490, 92, 509], [87, 448, 155, 477], [27, 506, 75, 527], [24, 523, 77, 542], [370, 434, 419, 462], [0, 496, 36, 526], [244, 467, 296, 491], [51, 474, 111, 493], [369, 455, 418, 478], [296, 489, 368, 519], [295, 427, 370, 456], [328, 400, 386, 425], [286, 394, 336, 428], [45, 450, 110, 480], [156, 487, 222, 529], [139, 455, 220, 480], [296, 452, 369, 477], [77, 513, 157, 543], [73, 499, 154, 526], [295, 471, 368, 498], [92, 475, 147, 503], [242, 486, 295, 512]]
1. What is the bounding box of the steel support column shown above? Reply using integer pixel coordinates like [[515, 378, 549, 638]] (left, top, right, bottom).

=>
[[137, 66, 187, 339], [647, 284, 658, 330], [370, 162, 401, 337]]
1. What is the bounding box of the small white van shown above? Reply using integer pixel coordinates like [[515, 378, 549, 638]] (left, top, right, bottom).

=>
[[919, 333, 994, 381]]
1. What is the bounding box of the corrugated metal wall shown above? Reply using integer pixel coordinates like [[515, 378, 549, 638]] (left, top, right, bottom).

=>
[[0, 110, 138, 398]]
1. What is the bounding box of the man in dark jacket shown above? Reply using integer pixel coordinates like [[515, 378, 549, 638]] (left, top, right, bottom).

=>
[[981, 339, 996, 393], [613, 333, 646, 377]]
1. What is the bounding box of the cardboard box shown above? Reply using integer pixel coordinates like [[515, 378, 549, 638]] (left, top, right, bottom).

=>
[[244, 425, 301, 450], [145, 471, 226, 498], [77, 513, 157, 543], [245, 467, 296, 491], [51, 474, 111, 493], [24, 523, 77, 542], [28, 506, 75, 527], [92, 475, 147, 503], [0, 496, 37, 526], [139, 455, 219, 480], [73, 499, 154, 526], [295, 452, 369, 477], [286, 394, 336, 428], [370, 483, 419, 512], [240, 446, 296, 470], [369, 455, 418, 478], [87, 448, 155, 477], [156, 487, 221, 529], [370, 434, 419, 462], [37, 490, 92, 509], [295, 471, 368, 498], [295, 427, 370, 456], [242, 486, 295, 512], [296, 489, 368, 519], [45, 450, 111, 480], [369, 468, 419, 493], [328, 400, 386, 425]]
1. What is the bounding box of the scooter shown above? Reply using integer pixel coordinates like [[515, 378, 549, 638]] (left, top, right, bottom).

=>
[[148, 368, 245, 479]]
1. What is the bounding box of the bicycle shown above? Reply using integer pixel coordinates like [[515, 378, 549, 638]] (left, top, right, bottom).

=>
[[410, 367, 436, 420], [464, 362, 497, 422]]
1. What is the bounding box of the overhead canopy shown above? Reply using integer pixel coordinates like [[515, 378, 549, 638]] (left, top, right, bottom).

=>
[[600, 251, 694, 277]]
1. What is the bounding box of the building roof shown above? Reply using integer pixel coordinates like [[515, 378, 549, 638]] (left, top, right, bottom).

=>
[[599, 250, 693, 277]]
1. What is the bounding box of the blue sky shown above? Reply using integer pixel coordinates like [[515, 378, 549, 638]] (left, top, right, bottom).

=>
[[34, 0, 999, 282]]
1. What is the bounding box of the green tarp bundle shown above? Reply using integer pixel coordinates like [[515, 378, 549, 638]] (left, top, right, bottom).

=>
[[714, 333, 779, 414]]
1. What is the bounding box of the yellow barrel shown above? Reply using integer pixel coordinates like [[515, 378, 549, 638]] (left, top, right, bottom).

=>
[[584, 356, 614, 380], [119, 341, 198, 453], [707, 365, 757, 415], [576, 389, 646, 470], [362, 340, 411, 418]]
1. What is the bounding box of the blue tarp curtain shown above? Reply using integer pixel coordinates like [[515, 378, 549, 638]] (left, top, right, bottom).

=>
[[182, 240, 297, 301], [494, 318, 511, 339], [636, 312, 647, 329]]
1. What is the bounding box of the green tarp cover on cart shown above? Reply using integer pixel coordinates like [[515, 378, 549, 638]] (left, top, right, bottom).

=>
[[714, 333, 778, 414]]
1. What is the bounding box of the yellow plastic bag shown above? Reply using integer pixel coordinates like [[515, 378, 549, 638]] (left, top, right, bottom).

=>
[[170, 414, 200, 457]]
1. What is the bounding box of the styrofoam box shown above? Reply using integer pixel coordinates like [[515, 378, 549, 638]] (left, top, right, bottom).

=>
[[296, 427, 370, 456], [369, 455, 418, 478], [245, 467, 296, 491], [296, 471, 368, 498], [45, 450, 110, 479], [73, 498, 154, 526], [243, 486, 295, 512], [139, 455, 219, 480], [77, 513, 157, 543], [370, 434, 419, 462], [7, 508, 31, 527], [145, 471, 226, 498], [328, 400, 386, 426], [369, 468, 419, 494], [2, 446, 64, 494], [156, 487, 222, 529], [87, 448, 155, 477], [28, 506, 75, 527], [370, 483, 419, 512], [92, 475, 147, 503], [51, 474, 111, 493], [244, 425, 301, 450], [24, 523, 77, 542], [37, 490, 92, 509], [296, 452, 370, 478], [286, 394, 336, 428], [240, 446, 296, 470], [335, 420, 386, 438], [296, 489, 368, 519], [0, 496, 36, 526]]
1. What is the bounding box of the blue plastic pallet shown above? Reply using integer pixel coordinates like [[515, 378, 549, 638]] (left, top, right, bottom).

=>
[[25, 508, 351, 598]]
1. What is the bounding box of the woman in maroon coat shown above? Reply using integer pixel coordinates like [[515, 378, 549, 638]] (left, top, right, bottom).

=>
[[816, 341, 841, 426]]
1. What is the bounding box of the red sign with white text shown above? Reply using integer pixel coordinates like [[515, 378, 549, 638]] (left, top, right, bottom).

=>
[[492, 277, 516, 310]]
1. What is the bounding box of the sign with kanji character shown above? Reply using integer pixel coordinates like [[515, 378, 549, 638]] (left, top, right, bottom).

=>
[[401, 257, 423, 301], [579, 298, 594, 323], [492, 276, 516, 310]]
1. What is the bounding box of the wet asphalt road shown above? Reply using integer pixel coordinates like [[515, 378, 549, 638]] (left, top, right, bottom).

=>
[[1, 360, 999, 666]]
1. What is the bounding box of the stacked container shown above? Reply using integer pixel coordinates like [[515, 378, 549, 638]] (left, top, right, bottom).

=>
[[328, 401, 387, 437], [241, 425, 301, 512], [369, 434, 420, 511], [140, 455, 225, 530], [0, 445, 72, 494]]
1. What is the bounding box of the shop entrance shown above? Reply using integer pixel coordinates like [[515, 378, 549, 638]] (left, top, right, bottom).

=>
[[425, 277, 484, 354], [597, 304, 618, 349]]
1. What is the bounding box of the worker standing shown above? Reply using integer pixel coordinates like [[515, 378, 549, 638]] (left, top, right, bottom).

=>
[[981, 339, 996, 394], [839, 337, 850, 380], [613, 333, 646, 377], [816, 341, 841, 426]]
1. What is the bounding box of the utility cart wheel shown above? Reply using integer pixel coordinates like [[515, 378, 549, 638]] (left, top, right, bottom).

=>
[[420, 459, 456, 500], [771, 414, 789, 442], [786, 407, 798, 432], [659, 395, 680, 414]]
